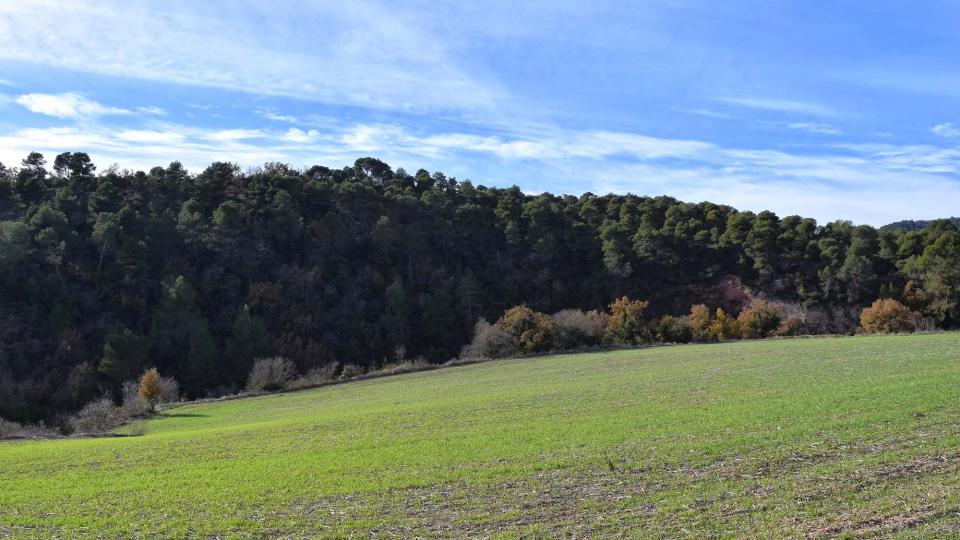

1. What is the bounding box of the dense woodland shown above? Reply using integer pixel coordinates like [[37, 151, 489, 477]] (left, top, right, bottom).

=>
[[1, 152, 959, 423]]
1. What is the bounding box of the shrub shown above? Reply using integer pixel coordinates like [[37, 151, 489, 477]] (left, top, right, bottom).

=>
[[120, 381, 151, 418], [710, 308, 739, 340], [0, 417, 21, 438], [495, 305, 560, 353], [8, 422, 59, 439], [462, 319, 518, 359], [288, 363, 340, 389], [585, 309, 612, 342], [138, 368, 162, 410], [606, 296, 651, 345], [552, 309, 605, 348], [339, 363, 365, 380], [69, 397, 123, 434], [737, 300, 783, 339], [158, 375, 180, 403], [859, 298, 917, 334], [372, 358, 431, 376], [246, 357, 296, 392], [688, 304, 713, 342], [774, 316, 804, 337], [655, 315, 692, 343]]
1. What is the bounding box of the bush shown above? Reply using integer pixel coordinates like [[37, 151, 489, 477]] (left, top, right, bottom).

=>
[[462, 319, 518, 359], [158, 375, 180, 403], [585, 310, 612, 342], [120, 381, 151, 418], [69, 397, 123, 434], [7, 422, 59, 439], [737, 300, 782, 339], [607, 296, 651, 345], [859, 298, 917, 333], [552, 309, 605, 348], [774, 316, 804, 337], [372, 358, 431, 376], [288, 363, 340, 389], [246, 357, 296, 392], [688, 304, 713, 342], [495, 305, 560, 353], [710, 308, 739, 340], [655, 315, 692, 343], [0, 417, 21, 438], [339, 363, 365, 380]]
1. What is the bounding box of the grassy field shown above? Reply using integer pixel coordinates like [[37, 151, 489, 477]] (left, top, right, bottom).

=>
[[2, 334, 960, 537]]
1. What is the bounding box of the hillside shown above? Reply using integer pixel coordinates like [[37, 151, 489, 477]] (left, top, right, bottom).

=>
[[3, 334, 960, 537], [3, 153, 960, 425], [881, 217, 960, 233]]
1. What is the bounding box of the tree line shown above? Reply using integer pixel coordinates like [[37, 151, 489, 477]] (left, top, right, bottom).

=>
[[1, 152, 958, 423]]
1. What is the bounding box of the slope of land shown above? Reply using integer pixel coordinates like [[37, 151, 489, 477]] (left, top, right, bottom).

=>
[[881, 216, 960, 232], [3, 334, 960, 537]]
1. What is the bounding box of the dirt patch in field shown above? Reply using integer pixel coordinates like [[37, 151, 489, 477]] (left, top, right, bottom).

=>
[[804, 505, 957, 538], [275, 435, 960, 537]]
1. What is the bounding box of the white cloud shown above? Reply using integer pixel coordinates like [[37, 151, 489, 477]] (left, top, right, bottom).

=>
[[931, 122, 960, 138], [136, 106, 167, 116], [787, 122, 843, 135], [15, 92, 131, 118], [682, 108, 734, 119], [206, 129, 263, 141], [0, 78, 12, 86], [718, 96, 835, 117], [257, 110, 299, 123], [0, 1, 501, 114], [116, 130, 184, 143], [281, 128, 319, 143]]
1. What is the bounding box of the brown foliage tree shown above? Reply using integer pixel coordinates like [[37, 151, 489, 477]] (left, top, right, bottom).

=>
[[495, 305, 560, 354], [859, 298, 917, 334], [607, 296, 651, 345], [737, 300, 782, 339]]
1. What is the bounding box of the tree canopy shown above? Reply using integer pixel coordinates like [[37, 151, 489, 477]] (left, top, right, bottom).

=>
[[1, 152, 958, 422]]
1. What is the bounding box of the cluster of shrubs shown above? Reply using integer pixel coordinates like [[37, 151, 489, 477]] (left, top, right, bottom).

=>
[[244, 354, 432, 394], [464, 295, 929, 360], [2, 297, 930, 439], [0, 368, 179, 439]]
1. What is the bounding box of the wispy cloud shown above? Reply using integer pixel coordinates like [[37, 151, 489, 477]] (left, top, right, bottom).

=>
[[682, 108, 734, 119], [787, 122, 843, 135], [136, 106, 167, 116], [257, 110, 299, 123], [206, 128, 263, 141], [718, 97, 835, 117], [115, 129, 184, 143], [0, 1, 502, 115], [16, 92, 131, 118], [931, 122, 960, 138]]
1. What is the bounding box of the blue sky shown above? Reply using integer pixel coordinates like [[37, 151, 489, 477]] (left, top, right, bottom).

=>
[[2, 1, 960, 224]]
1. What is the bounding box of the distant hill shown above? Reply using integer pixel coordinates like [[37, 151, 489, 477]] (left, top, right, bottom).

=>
[[881, 217, 960, 233]]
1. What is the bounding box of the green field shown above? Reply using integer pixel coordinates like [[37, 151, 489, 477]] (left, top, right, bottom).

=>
[[3, 334, 960, 537]]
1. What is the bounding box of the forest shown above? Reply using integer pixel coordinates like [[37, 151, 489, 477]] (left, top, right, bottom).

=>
[[1, 151, 959, 424]]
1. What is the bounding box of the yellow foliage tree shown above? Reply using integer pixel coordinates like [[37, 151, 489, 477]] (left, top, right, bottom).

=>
[[710, 308, 739, 340], [688, 304, 713, 342], [138, 368, 162, 412]]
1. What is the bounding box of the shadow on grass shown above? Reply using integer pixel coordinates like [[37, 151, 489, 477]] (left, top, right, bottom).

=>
[[160, 412, 208, 418]]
